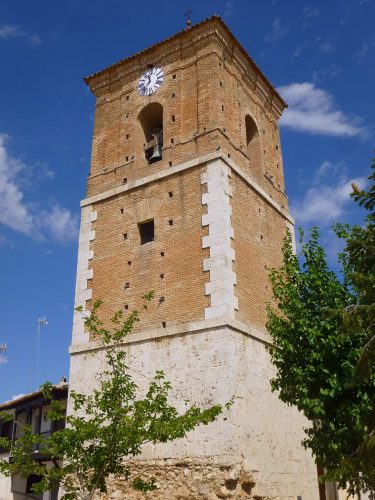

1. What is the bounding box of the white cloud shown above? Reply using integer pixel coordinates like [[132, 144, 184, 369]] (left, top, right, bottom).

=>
[[0, 25, 24, 39], [277, 82, 366, 137], [30, 34, 41, 46], [224, 1, 234, 17], [354, 42, 369, 62], [40, 206, 79, 243], [0, 135, 78, 243], [292, 45, 302, 60], [0, 24, 41, 45], [291, 162, 367, 225], [314, 160, 338, 182], [264, 18, 287, 43], [0, 135, 33, 234], [20, 161, 55, 190], [303, 6, 320, 18], [312, 65, 341, 82], [319, 41, 335, 54], [0, 356, 8, 365]]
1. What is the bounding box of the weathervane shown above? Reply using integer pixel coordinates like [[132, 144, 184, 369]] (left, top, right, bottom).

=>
[[184, 10, 193, 28], [38, 317, 48, 328], [0, 343, 6, 357]]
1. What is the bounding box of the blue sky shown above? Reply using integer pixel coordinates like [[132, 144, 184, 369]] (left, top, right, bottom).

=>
[[0, 0, 373, 402]]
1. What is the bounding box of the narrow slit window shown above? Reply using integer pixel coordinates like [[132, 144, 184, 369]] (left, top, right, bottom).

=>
[[138, 220, 154, 244]]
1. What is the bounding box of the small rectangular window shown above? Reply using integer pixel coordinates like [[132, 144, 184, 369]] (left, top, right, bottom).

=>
[[26, 475, 43, 494], [0, 421, 13, 445], [138, 220, 154, 244]]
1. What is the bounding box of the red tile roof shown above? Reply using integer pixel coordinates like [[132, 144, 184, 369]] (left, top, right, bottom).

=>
[[0, 383, 68, 411]]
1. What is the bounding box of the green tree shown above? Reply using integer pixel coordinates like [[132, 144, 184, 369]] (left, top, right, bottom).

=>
[[334, 161, 375, 380], [0, 295, 232, 500], [266, 163, 375, 497]]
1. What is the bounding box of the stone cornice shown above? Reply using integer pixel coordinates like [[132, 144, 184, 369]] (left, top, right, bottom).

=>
[[84, 16, 286, 117], [81, 151, 294, 225], [69, 316, 272, 355]]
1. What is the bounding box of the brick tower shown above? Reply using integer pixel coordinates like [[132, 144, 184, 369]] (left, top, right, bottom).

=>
[[69, 16, 318, 499]]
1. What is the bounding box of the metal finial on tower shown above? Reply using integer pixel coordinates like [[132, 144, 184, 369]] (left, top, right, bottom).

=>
[[28, 316, 48, 391], [0, 343, 7, 362], [38, 317, 48, 328], [35, 317, 48, 390], [184, 10, 193, 28]]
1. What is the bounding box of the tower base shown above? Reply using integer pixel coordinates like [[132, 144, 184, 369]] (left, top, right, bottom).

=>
[[69, 319, 319, 499]]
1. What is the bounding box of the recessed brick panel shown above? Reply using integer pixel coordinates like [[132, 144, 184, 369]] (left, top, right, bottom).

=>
[[88, 166, 209, 337]]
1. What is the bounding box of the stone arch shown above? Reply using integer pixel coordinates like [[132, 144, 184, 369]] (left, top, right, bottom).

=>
[[138, 102, 163, 164]]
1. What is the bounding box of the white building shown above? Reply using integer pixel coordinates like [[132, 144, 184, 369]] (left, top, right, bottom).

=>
[[0, 380, 68, 500]]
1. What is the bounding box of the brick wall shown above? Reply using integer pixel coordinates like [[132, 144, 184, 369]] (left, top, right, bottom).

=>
[[231, 171, 286, 330], [86, 20, 287, 209], [88, 165, 209, 336], [84, 20, 292, 335]]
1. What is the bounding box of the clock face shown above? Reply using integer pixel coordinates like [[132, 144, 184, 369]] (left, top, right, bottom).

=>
[[138, 67, 164, 96]]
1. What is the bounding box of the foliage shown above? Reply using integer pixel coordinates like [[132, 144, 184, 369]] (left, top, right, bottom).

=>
[[0, 293, 232, 500], [334, 160, 375, 380], [266, 162, 375, 497]]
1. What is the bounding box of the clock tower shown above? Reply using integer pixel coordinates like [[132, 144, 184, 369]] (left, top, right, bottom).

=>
[[69, 17, 318, 499]]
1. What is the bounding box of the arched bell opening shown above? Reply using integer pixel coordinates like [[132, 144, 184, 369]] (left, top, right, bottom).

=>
[[139, 103, 163, 164], [245, 114, 261, 174]]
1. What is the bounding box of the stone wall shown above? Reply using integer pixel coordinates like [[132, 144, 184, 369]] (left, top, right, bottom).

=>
[[69, 324, 319, 499], [98, 459, 257, 499], [0, 462, 12, 500]]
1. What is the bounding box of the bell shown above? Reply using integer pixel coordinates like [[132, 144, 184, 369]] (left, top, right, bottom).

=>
[[149, 144, 162, 163]]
